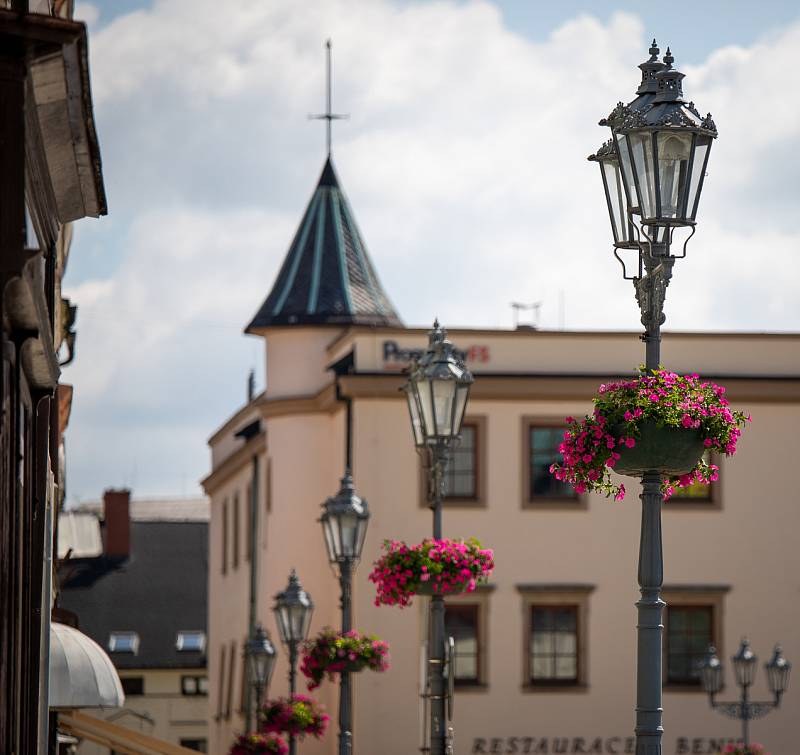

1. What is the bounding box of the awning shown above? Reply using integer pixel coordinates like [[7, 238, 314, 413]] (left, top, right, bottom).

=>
[[49, 621, 124, 709], [58, 711, 201, 755]]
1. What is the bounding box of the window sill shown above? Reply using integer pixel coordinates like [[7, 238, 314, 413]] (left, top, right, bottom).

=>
[[522, 682, 588, 693], [441, 496, 486, 508], [664, 683, 708, 693], [454, 681, 489, 693], [522, 497, 586, 511]]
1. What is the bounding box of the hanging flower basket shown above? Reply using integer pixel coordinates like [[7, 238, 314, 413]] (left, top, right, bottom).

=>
[[259, 695, 328, 739], [228, 733, 288, 755], [300, 628, 390, 690], [722, 746, 769, 755], [550, 369, 750, 500], [369, 538, 494, 608]]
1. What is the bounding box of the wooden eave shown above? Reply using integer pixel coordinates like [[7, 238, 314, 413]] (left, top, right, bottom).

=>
[[0, 9, 107, 223]]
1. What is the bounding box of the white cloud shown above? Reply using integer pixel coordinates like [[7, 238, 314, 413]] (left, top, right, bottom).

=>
[[64, 0, 800, 498]]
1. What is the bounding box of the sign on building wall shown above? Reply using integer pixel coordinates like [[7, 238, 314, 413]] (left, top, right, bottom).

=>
[[470, 737, 744, 754], [382, 340, 490, 370]]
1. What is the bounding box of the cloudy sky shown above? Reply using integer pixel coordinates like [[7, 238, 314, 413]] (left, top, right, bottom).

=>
[[63, 0, 800, 501]]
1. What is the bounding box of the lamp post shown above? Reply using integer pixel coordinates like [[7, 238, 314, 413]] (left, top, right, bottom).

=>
[[700, 641, 791, 748], [319, 471, 370, 755], [403, 321, 473, 755], [244, 624, 277, 730], [590, 42, 718, 754], [273, 570, 314, 755]]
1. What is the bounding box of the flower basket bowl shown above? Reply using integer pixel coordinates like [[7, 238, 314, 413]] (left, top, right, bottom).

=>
[[369, 538, 494, 608], [300, 628, 390, 690], [415, 580, 470, 596], [614, 420, 705, 477]]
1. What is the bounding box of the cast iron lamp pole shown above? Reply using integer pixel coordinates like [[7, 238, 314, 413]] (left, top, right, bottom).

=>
[[590, 42, 718, 754], [244, 624, 277, 731], [273, 570, 314, 755], [319, 471, 371, 755], [404, 321, 473, 755], [700, 641, 791, 748]]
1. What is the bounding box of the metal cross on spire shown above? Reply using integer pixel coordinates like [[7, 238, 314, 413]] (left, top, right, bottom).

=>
[[310, 39, 349, 157]]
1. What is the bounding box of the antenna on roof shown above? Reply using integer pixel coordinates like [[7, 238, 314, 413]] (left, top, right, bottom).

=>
[[309, 39, 349, 157], [511, 302, 541, 330]]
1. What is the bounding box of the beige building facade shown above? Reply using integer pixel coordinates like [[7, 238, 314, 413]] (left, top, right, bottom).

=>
[[204, 157, 799, 755]]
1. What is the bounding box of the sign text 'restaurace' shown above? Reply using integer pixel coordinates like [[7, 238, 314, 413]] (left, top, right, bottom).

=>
[[471, 737, 743, 754]]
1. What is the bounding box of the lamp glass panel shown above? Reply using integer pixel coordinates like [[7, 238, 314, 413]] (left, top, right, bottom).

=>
[[687, 135, 712, 220], [734, 654, 757, 687], [601, 159, 627, 244], [406, 388, 425, 447], [321, 515, 340, 563], [337, 510, 360, 559], [767, 657, 790, 694], [432, 379, 457, 437], [354, 515, 369, 561], [657, 131, 693, 220], [274, 606, 291, 644], [416, 378, 435, 441], [452, 383, 470, 438], [629, 131, 657, 219], [615, 133, 638, 213], [289, 603, 312, 641]]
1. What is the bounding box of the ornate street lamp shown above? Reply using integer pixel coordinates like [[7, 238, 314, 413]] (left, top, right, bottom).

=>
[[404, 321, 473, 755], [245, 624, 277, 726], [591, 43, 718, 754], [319, 471, 370, 755], [701, 641, 791, 748], [273, 570, 314, 755]]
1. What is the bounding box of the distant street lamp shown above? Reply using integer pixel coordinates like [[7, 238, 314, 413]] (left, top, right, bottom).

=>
[[700, 640, 791, 748], [273, 570, 314, 755], [319, 471, 370, 755], [590, 41, 718, 753], [245, 624, 277, 725], [404, 320, 473, 755]]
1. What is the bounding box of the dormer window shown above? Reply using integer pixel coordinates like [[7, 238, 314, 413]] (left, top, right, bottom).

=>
[[176, 631, 206, 652], [108, 632, 139, 654]]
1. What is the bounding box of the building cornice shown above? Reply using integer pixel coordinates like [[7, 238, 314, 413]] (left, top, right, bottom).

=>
[[338, 373, 800, 403], [201, 432, 266, 496]]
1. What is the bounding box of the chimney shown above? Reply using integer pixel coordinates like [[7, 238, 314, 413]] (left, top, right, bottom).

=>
[[104, 488, 131, 559]]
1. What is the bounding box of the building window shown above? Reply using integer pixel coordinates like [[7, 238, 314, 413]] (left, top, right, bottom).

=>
[[525, 423, 578, 504], [216, 645, 226, 720], [444, 604, 481, 685], [518, 585, 593, 689], [232, 493, 240, 569], [108, 631, 139, 654], [182, 675, 209, 696], [176, 631, 206, 653], [225, 640, 236, 719], [444, 423, 477, 499], [421, 417, 486, 507], [221, 499, 228, 576], [180, 739, 208, 753], [666, 605, 714, 686], [245, 482, 252, 561], [670, 451, 718, 504], [120, 677, 144, 696], [529, 606, 579, 684]]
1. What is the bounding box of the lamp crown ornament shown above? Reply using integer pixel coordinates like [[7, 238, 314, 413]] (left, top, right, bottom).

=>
[[636, 38, 665, 95], [274, 569, 313, 609]]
